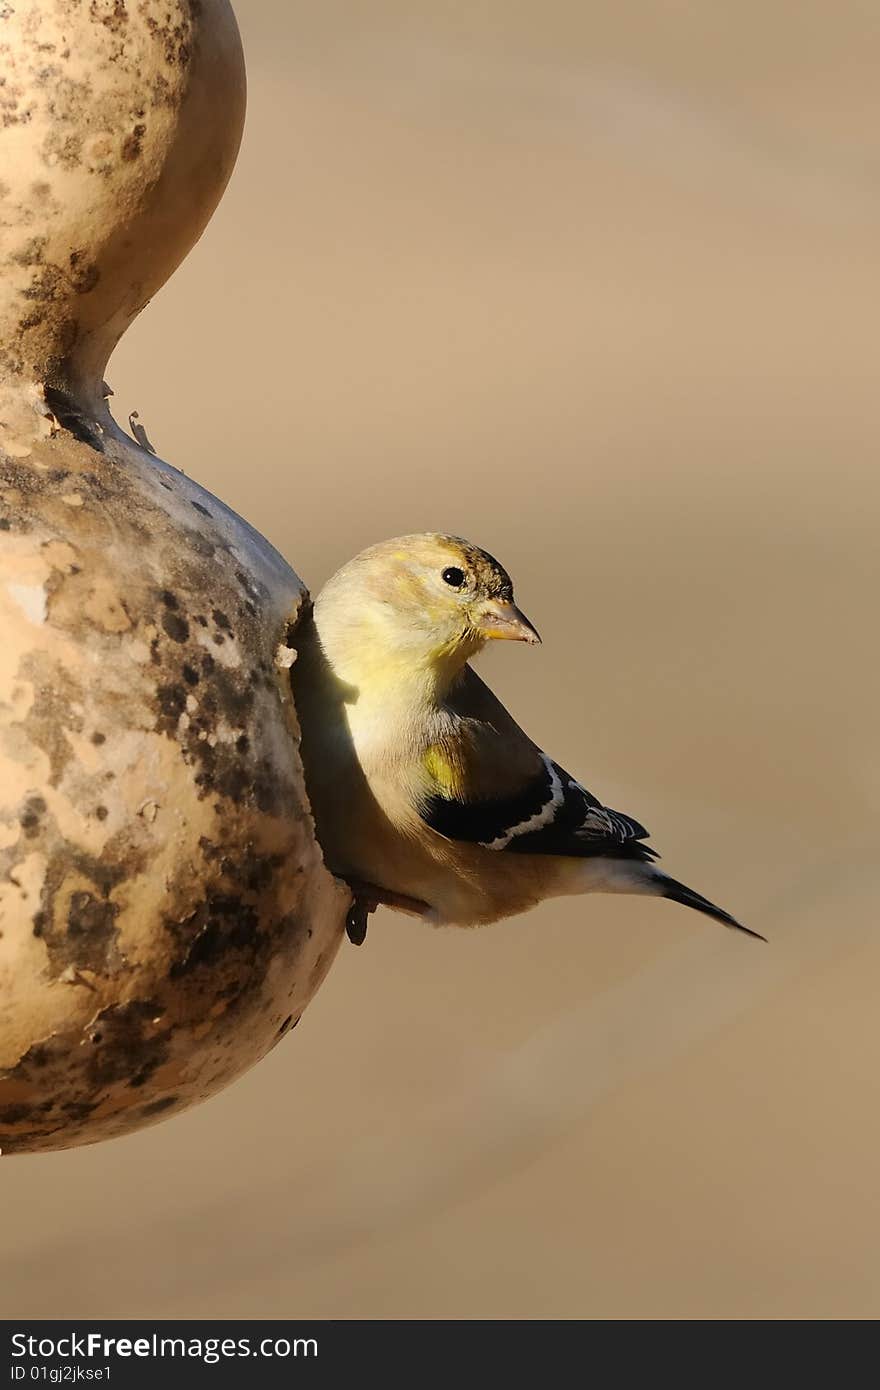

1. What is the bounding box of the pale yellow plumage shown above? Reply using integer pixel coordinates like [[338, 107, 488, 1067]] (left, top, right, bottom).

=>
[[292, 534, 760, 942]]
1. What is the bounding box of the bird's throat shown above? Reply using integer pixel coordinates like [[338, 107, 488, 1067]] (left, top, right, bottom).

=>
[[313, 604, 481, 707]]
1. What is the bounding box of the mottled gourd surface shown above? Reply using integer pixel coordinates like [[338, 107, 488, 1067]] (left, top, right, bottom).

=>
[[0, 0, 346, 1155]]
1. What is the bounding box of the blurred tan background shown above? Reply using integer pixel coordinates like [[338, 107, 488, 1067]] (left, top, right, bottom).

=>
[[3, 0, 879, 1318]]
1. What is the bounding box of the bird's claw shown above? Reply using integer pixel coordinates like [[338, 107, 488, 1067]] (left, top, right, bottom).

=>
[[344, 880, 431, 945], [345, 894, 377, 946]]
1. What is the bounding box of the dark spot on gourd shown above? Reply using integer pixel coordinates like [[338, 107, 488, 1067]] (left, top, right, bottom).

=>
[[91, 0, 128, 35], [20, 795, 47, 837], [85, 1001, 170, 1090], [12, 236, 47, 267], [22, 263, 64, 302], [68, 249, 100, 293], [183, 527, 215, 558], [61, 1099, 98, 1121], [162, 609, 189, 643], [121, 122, 146, 162], [215, 764, 248, 802], [0, 1103, 33, 1124], [169, 894, 260, 978], [65, 891, 120, 971], [140, 1095, 178, 1117], [157, 683, 186, 719]]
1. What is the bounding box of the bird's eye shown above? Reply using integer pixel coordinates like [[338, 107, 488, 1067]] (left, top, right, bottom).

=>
[[441, 566, 465, 589]]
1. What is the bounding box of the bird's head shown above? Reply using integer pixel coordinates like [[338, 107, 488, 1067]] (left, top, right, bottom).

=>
[[314, 533, 540, 690]]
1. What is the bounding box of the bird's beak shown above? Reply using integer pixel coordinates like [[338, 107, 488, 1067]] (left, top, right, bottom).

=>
[[476, 599, 541, 644]]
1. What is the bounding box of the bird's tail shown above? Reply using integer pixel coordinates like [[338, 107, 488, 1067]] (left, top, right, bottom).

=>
[[649, 869, 765, 941], [580, 858, 765, 941]]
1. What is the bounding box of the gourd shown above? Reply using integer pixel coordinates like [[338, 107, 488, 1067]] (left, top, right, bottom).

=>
[[0, 0, 347, 1154]]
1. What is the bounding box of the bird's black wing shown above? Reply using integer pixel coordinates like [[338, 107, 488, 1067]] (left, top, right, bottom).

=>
[[420, 753, 658, 862], [419, 667, 657, 861]]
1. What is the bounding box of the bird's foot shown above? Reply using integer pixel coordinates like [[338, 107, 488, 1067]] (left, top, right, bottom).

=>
[[343, 880, 431, 946], [345, 893, 375, 946]]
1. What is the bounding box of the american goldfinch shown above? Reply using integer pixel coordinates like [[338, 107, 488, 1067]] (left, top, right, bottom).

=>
[[293, 534, 762, 945]]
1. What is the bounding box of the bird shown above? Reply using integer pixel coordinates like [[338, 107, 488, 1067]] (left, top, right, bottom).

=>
[[292, 534, 763, 946]]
